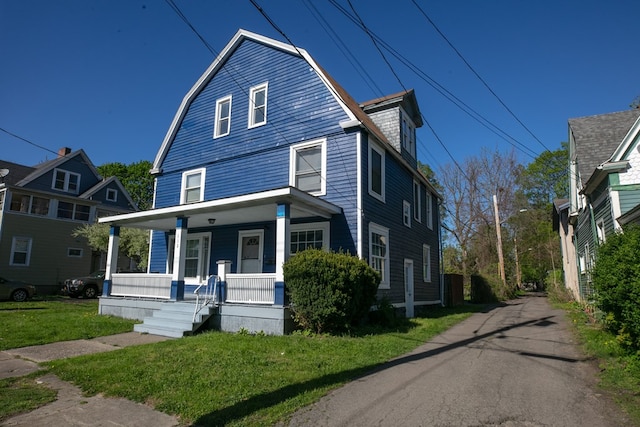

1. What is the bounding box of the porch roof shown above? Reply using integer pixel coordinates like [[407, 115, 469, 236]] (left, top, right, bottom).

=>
[[98, 186, 342, 231]]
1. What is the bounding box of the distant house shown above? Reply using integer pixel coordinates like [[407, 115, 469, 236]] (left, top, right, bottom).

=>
[[98, 29, 443, 336], [557, 109, 640, 301], [0, 148, 138, 293]]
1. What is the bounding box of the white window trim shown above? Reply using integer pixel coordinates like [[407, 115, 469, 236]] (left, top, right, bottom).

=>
[[67, 248, 83, 258], [52, 168, 80, 194], [248, 82, 268, 128], [413, 180, 422, 223], [423, 244, 432, 283], [290, 222, 330, 253], [368, 142, 386, 202], [106, 188, 118, 202], [213, 95, 232, 138], [10, 236, 32, 266], [181, 168, 206, 204], [167, 232, 212, 283], [369, 222, 390, 289], [289, 139, 327, 196], [403, 200, 411, 227]]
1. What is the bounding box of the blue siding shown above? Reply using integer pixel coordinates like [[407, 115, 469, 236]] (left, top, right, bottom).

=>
[[26, 156, 100, 195], [95, 182, 136, 210]]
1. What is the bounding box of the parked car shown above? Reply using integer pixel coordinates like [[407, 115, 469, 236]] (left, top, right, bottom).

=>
[[0, 276, 37, 302], [61, 270, 105, 298]]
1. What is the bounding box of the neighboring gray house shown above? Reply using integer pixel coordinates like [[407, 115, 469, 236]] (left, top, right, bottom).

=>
[[0, 148, 137, 293], [561, 109, 640, 300]]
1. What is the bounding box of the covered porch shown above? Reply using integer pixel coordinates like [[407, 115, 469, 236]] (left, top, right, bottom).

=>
[[97, 187, 342, 334]]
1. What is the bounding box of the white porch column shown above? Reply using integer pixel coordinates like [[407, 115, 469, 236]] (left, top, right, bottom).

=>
[[103, 225, 120, 296], [171, 216, 188, 301], [275, 203, 290, 305], [217, 260, 231, 303]]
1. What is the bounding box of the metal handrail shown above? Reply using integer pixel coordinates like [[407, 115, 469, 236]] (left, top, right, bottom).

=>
[[193, 275, 218, 322]]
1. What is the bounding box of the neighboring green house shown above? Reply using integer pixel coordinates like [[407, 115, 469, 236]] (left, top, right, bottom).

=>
[[560, 109, 640, 301], [0, 148, 137, 294]]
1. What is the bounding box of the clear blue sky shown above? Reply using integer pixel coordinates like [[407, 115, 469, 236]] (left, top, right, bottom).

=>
[[1, 0, 638, 172]]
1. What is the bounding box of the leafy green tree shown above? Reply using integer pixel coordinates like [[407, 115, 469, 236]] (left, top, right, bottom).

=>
[[518, 142, 568, 208], [73, 224, 150, 269], [97, 160, 154, 210]]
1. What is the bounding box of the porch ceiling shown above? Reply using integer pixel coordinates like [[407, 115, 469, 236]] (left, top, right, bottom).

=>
[[98, 186, 342, 231]]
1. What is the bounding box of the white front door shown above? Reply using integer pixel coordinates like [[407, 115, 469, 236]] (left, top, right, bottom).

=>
[[404, 259, 414, 318], [237, 230, 264, 273]]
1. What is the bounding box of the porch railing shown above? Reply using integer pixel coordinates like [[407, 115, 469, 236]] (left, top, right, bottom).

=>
[[193, 275, 218, 322], [225, 273, 276, 304], [110, 273, 172, 299]]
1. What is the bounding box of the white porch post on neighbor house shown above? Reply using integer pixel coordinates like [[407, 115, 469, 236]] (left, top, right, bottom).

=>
[[103, 225, 120, 297], [171, 216, 188, 301], [275, 203, 290, 305]]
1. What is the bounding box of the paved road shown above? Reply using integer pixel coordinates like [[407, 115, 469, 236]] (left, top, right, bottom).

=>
[[288, 294, 629, 427]]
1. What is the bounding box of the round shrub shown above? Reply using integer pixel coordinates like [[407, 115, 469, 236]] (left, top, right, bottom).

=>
[[592, 225, 640, 351], [283, 249, 380, 334]]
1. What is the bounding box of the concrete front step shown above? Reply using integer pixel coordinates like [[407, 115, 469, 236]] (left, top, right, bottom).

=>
[[135, 302, 216, 338]]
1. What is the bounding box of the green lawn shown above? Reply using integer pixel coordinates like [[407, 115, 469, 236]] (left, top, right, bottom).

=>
[[45, 306, 480, 426], [0, 299, 137, 350]]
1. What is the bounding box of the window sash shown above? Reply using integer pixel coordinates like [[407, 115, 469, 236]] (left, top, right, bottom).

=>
[[423, 244, 431, 282], [106, 188, 118, 202], [368, 144, 385, 201], [52, 169, 80, 193], [10, 237, 32, 266], [403, 201, 411, 227], [181, 169, 205, 204], [249, 83, 268, 127], [369, 223, 389, 288], [214, 96, 232, 138], [290, 140, 326, 196], [413, 181, 421, 222]]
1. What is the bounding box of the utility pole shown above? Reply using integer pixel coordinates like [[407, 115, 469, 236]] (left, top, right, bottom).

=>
[[493, 194, 507, 291]]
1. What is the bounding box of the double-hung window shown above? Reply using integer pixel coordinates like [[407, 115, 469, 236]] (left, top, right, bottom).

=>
[[10, 236, 32, 266], [290, 139, 326, 196], [426, 192, 433, 229], [368, 143, 385, 201], [413, 181, 421, 222], [52, 169, 80, 193], [403, 201, 411, 227], [248, 83, 268, 128], [423, 244, 432, 282], [369, 223, 389, 289], [214, 95, 232, 138], [181, 169, 205, 204]]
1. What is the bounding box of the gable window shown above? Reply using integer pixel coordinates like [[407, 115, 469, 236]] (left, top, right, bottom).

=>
[[67, 248, 83, 258], [426, 192, 433, 230], [10, 236, 32, 266], [52, 169, 80, 193], [290, 139, 326, 196], [403, 200, 411, 227], [413, 181, 421, 222], [106, 188, 118, 202], [181, 169, 206, 204], [290, 222, 330, 254], [214, 95, 232, 138], [369, 223, 389, 289], [423, 244, 432, 282], [368, 143, 385, 201], [248, 82, 268, 128]]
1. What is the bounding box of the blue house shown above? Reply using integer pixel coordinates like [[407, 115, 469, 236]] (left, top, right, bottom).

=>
[[98, 30, 442, 336], [0, 148, 137, 294]]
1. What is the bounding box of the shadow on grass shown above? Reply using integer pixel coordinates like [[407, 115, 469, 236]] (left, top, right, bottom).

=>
[[193, 309, 561, 426]]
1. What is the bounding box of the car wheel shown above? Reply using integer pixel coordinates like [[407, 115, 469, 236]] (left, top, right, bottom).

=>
[[83, 286, 98, 299], [11, 289, 28, 302]]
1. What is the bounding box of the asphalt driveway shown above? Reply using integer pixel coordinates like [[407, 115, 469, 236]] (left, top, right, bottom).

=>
[[287, 294, 630, 427]]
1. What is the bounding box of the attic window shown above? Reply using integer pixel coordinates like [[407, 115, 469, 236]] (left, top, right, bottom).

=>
[[214, 95, 232, 138], [106, 188, 118, 202], [52, 169, 80, 193], [248, 83, 268, 128]]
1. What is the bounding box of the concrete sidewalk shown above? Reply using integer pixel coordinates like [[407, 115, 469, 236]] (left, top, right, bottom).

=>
[[1, 332, 181, 427]]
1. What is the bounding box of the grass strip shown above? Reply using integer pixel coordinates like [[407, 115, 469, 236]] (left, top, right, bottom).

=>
[[0, 299, 137, 350], [47, 305, 480, 426], [0, 373, 57, 422]]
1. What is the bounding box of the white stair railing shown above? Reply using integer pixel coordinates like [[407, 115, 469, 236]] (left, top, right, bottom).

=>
[[193, 275, 218, 322]]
